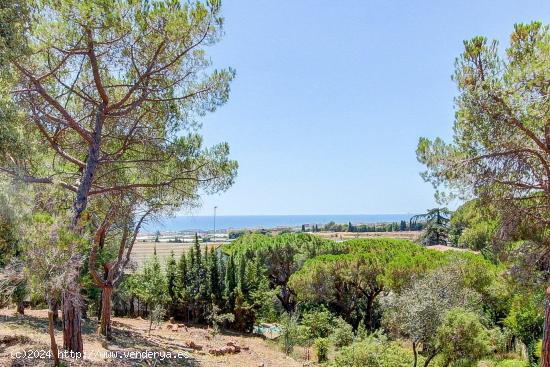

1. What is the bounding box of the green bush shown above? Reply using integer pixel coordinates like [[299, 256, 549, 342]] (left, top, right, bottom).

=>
[[279, 313, 300, 355], [314, 337, 329, 362], [301, 307, 334, 339], [436, 308, 491, 366], [330, 317, 354, 348], [504, 294, 543, 366], [494, 360, 528, 367], [331, 338, 415, 367], [478, 359, 529, 367]]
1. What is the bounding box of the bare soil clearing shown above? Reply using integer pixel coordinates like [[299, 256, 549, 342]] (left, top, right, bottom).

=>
[[0, 309, 303, 367]]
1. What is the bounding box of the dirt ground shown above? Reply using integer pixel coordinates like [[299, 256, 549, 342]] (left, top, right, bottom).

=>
[[0, 308, 305, 367]]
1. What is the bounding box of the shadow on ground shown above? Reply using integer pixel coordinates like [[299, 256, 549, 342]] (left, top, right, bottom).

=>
[[1, 313, 200, 366]]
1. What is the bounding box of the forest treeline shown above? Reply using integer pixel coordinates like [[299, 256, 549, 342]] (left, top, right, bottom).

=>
[[225, 220, 425, 240], [107, 224, 542, 367], [313, 220, 424, 233]]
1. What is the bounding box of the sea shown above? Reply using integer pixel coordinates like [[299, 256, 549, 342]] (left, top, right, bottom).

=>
[[143, 214, 416, 233]]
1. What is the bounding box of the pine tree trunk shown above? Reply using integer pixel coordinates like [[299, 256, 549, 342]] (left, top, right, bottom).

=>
[[63, 105, 104, 354], [62, 286, 83, 354], [542, 285, 550, 367], [99, 286, 113, 339]]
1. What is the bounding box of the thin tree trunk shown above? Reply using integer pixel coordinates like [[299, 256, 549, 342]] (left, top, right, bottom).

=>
[[129, 295, 135, 317], [423, 352, 437, 367], [366, 295, 375, 329], [543, 285, 550, 367], [412, 341, 418, 367], [48, 310, 60, 367], [99, 286, 113, 339], [16, 302, 25, 315]]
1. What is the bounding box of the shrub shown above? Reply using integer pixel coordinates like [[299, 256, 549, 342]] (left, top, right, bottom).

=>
[[330, 317, 354, 348], [355, 320, 368, 341], [479, 360, 529, 367], [495, 360, 528, 367], [279, 313, 300, 355], [314, 337, 329, 362], [331, 338, 415, 367], [301, 307, 334, 339], [436, 308, 491, 366]]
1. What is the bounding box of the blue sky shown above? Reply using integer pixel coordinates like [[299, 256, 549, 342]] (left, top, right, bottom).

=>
[[190, 0, 550, 216]]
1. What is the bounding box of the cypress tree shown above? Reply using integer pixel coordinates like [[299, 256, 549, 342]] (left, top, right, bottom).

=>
[[194, 233, 201, 265], [208, 247, 221, 303], [166, 250, 177, 302], [237, 255, 247, 293], [174, 251, 188, 317], [224, 254, 237, 311], [218, 253, 226, 301], [188, 245, 195, 276]]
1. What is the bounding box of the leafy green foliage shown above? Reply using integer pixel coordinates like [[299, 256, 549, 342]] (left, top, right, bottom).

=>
[[279, 313, 300, 355], [331, 336, 417, 367], [300, 307, 334, 340], [504, 293, 544, 365], [314, 337, 329, 362], [449, 200, 499, 252], [134, 251, 169, 308], [207, 302, 234, 336], [226, 233, 341, 312], [330, 317, 354, 349], [290, 239, 444, 327], [436, 308, 491, 366]]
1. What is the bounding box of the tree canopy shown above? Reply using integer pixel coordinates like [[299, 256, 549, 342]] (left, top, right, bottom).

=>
[[0, 0, 237, 353]]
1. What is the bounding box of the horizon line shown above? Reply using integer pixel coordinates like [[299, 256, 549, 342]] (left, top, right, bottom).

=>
[[171, 212, 420, 217]]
